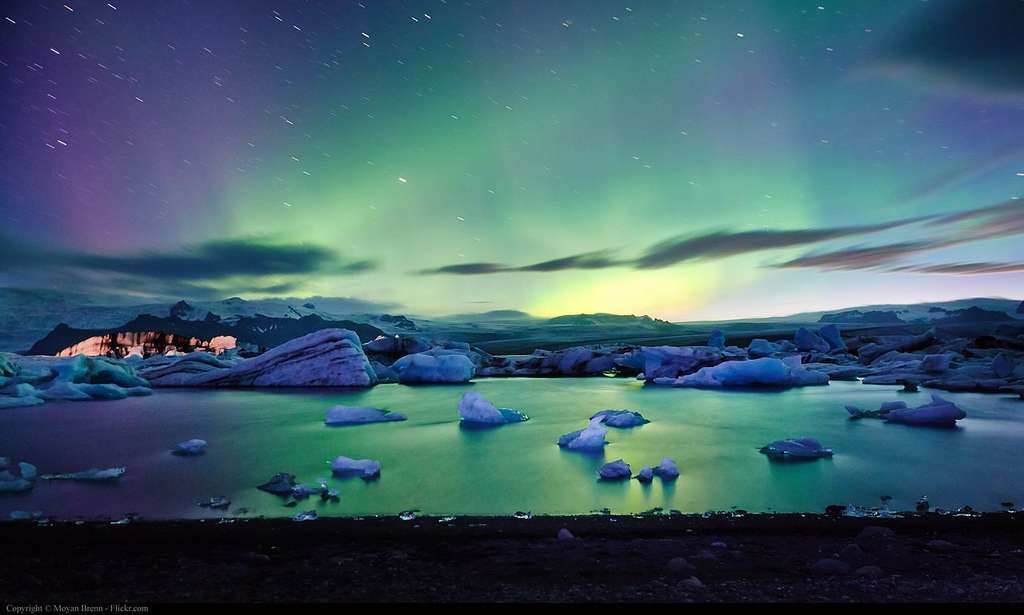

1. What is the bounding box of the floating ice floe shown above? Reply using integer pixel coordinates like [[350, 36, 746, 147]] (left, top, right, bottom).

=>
[[589, 409, 649, 428], [197, 496, 231, 510], [557, 415, 609, 451], [458, 391, 528, 425], [40, 467, 126, 481], [390, 352, 475, 384], [598, 459, 632, 480], [884, 395, 966, 427], [330, 456, 382, 480], [172, 439, 208, 456], [324, 406, 407, 426], [845, 400, 908, 419], [672, 357, 829, 388], [0, 458, 37, 492], [759, 437, 833, 460], [291, 510, 318, 522]]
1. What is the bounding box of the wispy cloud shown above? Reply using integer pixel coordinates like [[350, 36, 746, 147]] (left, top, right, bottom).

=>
[[0, 236, 375, 297], [774, 200, 1024, 273], [420, 200, 1024, 277], [890, 262, 1024, 275]]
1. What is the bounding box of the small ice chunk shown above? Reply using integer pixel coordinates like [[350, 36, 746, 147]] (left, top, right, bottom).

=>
[[636, 467, 654, 483], [760, 437, 833, 459], [598, 459, 632, 480], [172, 439, 207, 456], [558, 415, 609, 451], [291, 510, 318, 522], [458, 391, 528, 425], [41, 467, 126, 481], [589, 409, 649, 428], [197, 496, 231, 509], [330, 456, 382, 480], [324, 406, 407, 426], [653, 457, 679, 480]]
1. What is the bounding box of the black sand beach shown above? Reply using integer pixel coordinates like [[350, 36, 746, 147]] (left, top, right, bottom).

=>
[[3, 513, 1023, 603]]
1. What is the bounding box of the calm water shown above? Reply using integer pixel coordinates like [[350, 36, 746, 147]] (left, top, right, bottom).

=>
[[1, 379, 1022, 519]]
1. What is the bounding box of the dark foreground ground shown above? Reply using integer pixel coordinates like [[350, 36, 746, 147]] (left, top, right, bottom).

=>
[[2, 513, 1024, 603]]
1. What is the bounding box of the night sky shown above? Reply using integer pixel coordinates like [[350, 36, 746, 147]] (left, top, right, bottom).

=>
[[1, 0, 1023, 320]]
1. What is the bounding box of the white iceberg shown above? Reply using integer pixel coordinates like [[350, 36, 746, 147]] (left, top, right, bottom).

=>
[[188, 329, 378, 387], [324, 406, 407, 426], [330, 456, 382, 480], [391, 353, 475, 384], [558, 415, 609, 451], [589, 409, 649, 428], [676, 357, 828, 388], [458, 392, 528, 425], [172, 439, 208, 456]]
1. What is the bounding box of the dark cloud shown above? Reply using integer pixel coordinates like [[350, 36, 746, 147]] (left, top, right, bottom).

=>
[[0, 236, 375, 299], [419, 251, 624, 275], [419, 262, 511, 275], [632, 219, 924, 269], [772, 201, 1024, 272], [420, 199, 1024, 277], [517, 250, 622, 272], [0, 236, 374, 281], [878, 0, 1024, 96], [421, 215, 930, 275], [889, 262, 1024, 275], [772, 240, 957, 271]]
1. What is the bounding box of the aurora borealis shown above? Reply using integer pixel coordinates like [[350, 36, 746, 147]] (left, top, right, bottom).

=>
[[1, 0, 1022, 320]]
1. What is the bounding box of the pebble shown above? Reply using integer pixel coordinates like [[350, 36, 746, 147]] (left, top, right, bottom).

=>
[[854, 565, 884, 578], [926, 539, 957, 552], [811, 558, 851, 576], [667, 557, 697, 576]]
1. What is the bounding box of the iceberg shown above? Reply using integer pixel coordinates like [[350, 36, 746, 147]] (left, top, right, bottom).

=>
[[598, 459, 632, 480], [188, 329, 378, 387], [589, 409, 649, 428], [172, 439, 208, 456], [795, 327, 830, 353], [558, 415, 609, 451], [41, 467, 126, 481], [324, 406, 407, 426], [636, 467, 654, 483], [653, 457, 679, 480], [746, 339, 779, 358], [676, 357, 828, 388], [330, 456, 382, 480], [760, 437, 833, 460], [390, 352, 475, 384], [707, 330, 726, 349], [884, 395, 966, 427], [0, 458, 37, 492], [817, 324, 846, 351], [458, 391, 528, 425]]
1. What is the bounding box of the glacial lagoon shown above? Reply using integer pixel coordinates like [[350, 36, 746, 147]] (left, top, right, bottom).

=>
[[1, 379, 1022, 520]]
